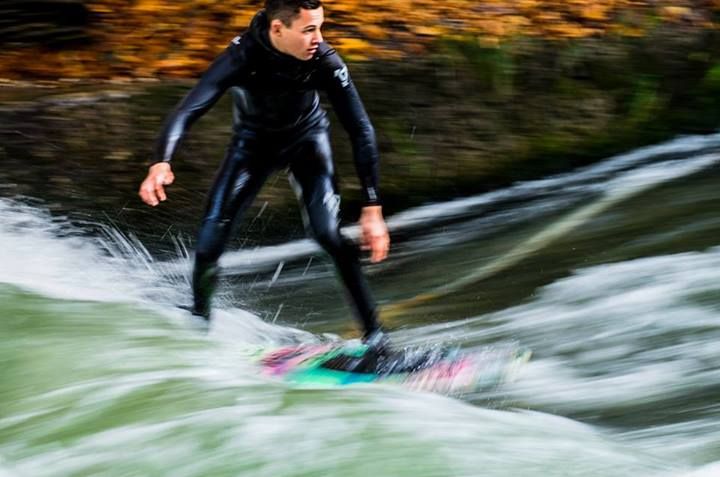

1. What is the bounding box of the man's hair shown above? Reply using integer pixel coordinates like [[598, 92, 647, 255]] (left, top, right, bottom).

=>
[[265, 0, 322, 27]]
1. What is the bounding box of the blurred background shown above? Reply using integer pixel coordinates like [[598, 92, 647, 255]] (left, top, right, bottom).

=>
[[2, 1, 720, 476]]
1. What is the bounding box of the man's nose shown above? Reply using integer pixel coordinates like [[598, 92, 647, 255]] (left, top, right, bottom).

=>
[[313, 30, 323, 44]]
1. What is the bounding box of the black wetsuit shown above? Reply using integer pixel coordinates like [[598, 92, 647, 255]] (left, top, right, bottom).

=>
[[155, 11, 381, 336]]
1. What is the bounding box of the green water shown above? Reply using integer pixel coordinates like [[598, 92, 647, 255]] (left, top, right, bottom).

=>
[[0, 288, 679, 477]]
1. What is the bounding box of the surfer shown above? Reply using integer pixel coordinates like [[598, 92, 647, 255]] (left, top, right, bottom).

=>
[[139, 0, 390, 348]]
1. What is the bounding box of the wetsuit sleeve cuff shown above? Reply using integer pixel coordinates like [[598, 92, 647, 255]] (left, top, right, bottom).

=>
[[363, 186, 381, 206], [148, 158, 171, 168]]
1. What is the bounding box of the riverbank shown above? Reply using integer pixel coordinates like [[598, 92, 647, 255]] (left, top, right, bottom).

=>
[[3, 24, 720, 219], [340, 24, 720, 211]]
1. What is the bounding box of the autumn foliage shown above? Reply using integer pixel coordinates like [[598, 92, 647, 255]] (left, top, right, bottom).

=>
[[1, 0, 718, 80]]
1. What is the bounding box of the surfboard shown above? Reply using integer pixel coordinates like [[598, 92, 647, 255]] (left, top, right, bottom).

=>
[[254, 341, 530, 396]]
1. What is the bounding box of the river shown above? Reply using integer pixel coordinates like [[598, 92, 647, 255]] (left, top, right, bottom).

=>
[[1, 86, 719, 476]]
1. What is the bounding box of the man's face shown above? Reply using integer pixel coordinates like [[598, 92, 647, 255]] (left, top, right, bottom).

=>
[[270, 7, 324, 61]]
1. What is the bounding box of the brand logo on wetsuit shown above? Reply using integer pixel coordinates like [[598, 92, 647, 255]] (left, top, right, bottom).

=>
[[231, 35, 242, 45], [323, 191, 341, 220], [333, 66, 350, 88]]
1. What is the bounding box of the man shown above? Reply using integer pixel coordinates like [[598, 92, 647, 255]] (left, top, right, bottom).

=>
[[139, 0, 390, 346]]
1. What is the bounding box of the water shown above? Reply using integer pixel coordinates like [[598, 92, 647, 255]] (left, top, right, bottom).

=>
[[2, 107, 720, 474]]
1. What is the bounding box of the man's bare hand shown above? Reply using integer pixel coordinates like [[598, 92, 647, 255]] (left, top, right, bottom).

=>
[[360, 205, 390, 263], [139, 162, 175, 206]]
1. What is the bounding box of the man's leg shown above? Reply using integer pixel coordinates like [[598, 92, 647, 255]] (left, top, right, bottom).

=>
[[287, 132, 382, 338], [193, 137, 270, 318]]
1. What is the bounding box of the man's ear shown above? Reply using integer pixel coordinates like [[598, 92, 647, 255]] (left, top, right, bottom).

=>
[[270, 19, 284, 36]]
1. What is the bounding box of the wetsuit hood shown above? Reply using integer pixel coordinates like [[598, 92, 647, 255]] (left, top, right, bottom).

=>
[[248, 10, 305, 64], [248, 11, 272, 52]]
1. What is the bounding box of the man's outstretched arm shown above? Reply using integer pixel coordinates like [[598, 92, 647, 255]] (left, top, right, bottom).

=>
[[323, 51, 389, 262], [140, 46, 243, 206]]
